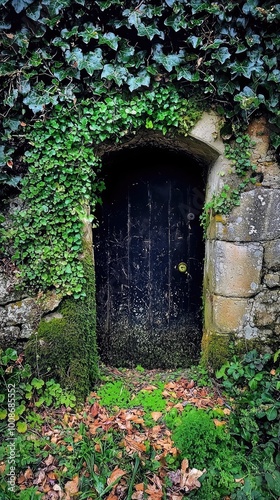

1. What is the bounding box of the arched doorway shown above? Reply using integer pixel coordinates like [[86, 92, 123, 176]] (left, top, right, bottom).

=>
[[94, 145, 207, 368]]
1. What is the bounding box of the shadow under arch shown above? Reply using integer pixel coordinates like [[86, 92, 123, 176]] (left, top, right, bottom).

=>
[[93, 130, 221, 368]]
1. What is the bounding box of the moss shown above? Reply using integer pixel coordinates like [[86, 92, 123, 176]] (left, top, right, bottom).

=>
[[25, 247, 99, 401], [201, 331, 231, 373]]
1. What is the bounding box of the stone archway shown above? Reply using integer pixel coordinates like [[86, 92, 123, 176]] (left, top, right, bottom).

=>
[[93, 115, 224, 368]]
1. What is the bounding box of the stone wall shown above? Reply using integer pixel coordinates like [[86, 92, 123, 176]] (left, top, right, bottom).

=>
[[0, 268, 61, 350], [1, 114, 279, 369], [203, 117, 280, 365]]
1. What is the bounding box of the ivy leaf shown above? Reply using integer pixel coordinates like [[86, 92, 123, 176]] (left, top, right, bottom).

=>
[[99, 32, 120, 51], [101, 64, 128, 86], [123, 9, 141, 27], [79, 24, 99, 44], [80, 50, 103, 75], [137, 22, 162, 40], [267, 69, 280, 83], [46, 0, 71, 16], [242, 0, 259, 15], [26, 2, 42, 21], [188, 36, 202, 48], [153, 45, 184, 71], [164, 14, 187, 31], [65, 47, 84, 68], [11, 0, 33, 13], [177, 67, 200, 82], [127, 70, 150, 91], [95, 0, 122, 11], [212, 46, 231, 64], [117, 45, 135, 65]]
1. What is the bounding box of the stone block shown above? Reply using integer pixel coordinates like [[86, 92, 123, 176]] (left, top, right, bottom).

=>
[[264, 273, 280, 288], [264, 240, 280, 270], [5, 298, 40, 327], [0, 272, 27, 305], [208, 241, 263, 297], [212, 188, 280, 242], [212, 295, 250, 333], [0, 326, 21, 348]]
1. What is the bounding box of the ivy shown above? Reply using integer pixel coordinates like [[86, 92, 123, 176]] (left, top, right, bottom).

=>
[[0, 0, 280, 187], [7, 85, 202, 296]]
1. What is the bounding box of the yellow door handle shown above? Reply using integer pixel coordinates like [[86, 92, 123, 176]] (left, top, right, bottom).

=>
[[178, 262, 187, 273]]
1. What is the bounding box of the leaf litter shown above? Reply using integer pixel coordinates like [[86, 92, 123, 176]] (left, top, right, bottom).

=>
[[4, 367, 230, 499]]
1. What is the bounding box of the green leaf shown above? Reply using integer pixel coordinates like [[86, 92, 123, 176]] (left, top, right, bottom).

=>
[[0, 409, 7, 420], [164, 13, 187, 31], [212, 46, 231, 64], [80, 50, 103, 75], [137, 22, 162, 40], [101, 64, 128, 86], [153, 45, 184, 72], [127, 70, 150, 91], [188, 36, 202, 48], [12, 0, 33, 13], [99, 32, 120, 51], [265, 471, 280, 496], [267, 406, 278, 421], [95, 0, 122, 10], [17, 421, 28, 433], [177, 67, 200, 82]]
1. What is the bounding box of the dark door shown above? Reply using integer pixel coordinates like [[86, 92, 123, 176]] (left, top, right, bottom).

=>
[[94, 148, 205, 368]]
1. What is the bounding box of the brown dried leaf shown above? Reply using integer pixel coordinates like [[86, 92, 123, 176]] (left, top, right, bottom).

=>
[[151, 412, 162, 422], [64, 475, 79, 499], [107, 468, 126, 486]]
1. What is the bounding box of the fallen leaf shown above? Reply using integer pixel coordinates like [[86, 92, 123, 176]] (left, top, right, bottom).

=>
[[107, 468, 126, 486], [223, 408, 231, 415], [151, 412, 162, 422], [181, 458, 189, 473], [213, 419, 226, 427], [64, 475, 79, 499], [270, 369, 276, 376], [44, 454, 54, 466], [135, 483, 144, 491]]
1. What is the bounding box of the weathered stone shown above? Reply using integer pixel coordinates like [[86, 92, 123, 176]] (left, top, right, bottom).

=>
[[264, 273, 280, 288], [264, 240, 280, 270], [212, 188, 280, 242], [0, 272, 27, 305], [44, 312, 63, 322], [207, 241, 263, 297], [247, 117, 270, 159], [0, 326, 21, 348], [5, 298, 40, 328], [37, 291, 62, 313], [212, 295, 250, 333]]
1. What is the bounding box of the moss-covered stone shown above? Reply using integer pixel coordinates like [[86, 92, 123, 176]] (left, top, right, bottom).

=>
[[25, 247, 99, 401], [201, 331, 231, 372]]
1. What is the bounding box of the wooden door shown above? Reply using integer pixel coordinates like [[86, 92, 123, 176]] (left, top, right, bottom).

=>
[[94, 148, 205, 368]]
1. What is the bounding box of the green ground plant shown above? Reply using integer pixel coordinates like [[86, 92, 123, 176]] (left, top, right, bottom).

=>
[[216, 349, 280, 499]]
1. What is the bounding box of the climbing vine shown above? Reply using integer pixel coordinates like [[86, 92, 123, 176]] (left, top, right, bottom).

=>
[[0, 0, 279, 188], [200, 134, 257, 233], [8, 85, 202, 296]]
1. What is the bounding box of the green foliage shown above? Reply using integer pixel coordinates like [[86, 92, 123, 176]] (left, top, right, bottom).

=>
[[0, 348, 76, 438], [169, 406, 244, 499], [7, 86, 201, 296], [216, 349, 280, 499], [0, 0, 279, 187], [97, 380, 131, 409], [200, 134, 257, 233]]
